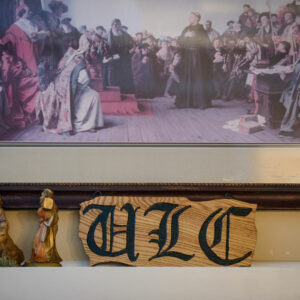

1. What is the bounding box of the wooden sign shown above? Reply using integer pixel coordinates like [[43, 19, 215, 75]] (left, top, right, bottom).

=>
[[79, 197, 257, 267]]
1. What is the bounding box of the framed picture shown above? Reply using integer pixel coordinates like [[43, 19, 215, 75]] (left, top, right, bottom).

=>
[[0, 0, 299, 211], [0, 0, 300, 145]]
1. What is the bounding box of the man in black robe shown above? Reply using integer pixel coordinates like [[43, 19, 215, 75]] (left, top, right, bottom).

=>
[[31, 0, 68, 91], [175, 12, 214, 109], [60, 18, 80, 54], [212, 38, 227, 99], [131, 43, 156, 99], [222, 39, 253, 101], [107, 18, 135, 94], [254, 13, 276, 61]]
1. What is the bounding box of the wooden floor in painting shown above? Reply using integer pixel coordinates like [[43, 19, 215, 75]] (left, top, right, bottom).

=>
[[1, 97, 299, 144]]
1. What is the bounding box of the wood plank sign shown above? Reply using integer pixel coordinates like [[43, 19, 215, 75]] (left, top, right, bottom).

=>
[[79, 197, 257, 267]]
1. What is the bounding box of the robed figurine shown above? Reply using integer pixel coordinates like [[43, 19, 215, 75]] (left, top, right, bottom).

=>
[[0, 195, 24, 267], [26, 189, 62, 267]]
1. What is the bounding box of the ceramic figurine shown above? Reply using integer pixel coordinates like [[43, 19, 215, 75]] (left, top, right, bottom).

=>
[[25, 189, 62, 267], [0, 195, 24, 267]]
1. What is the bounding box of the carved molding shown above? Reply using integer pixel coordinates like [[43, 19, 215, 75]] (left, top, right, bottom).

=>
[[0, 183, 300, 210]]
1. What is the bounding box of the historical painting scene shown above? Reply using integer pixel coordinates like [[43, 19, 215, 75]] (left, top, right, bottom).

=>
[[0, 0, 300, 144]]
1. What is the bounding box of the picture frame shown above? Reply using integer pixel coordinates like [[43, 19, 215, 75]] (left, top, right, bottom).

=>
[[0, 0, 300, 144], [0, 0, 299, 211], [0, 144, 299, 210]]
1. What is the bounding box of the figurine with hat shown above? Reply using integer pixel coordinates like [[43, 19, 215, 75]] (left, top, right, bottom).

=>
[[25, 189, 62, 267]]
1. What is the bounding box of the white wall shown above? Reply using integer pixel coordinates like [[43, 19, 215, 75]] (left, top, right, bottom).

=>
[[1, 263, 300, 300], [42, 0, 293, 36]]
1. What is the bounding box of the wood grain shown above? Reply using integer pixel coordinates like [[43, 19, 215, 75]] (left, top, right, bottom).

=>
[[79, 196, 257, 267]]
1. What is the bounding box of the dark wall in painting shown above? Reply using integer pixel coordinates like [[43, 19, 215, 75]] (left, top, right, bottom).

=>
[[24, 0, 42, 14], [0, 0, 19, 37], [0, 0, 42, 37]]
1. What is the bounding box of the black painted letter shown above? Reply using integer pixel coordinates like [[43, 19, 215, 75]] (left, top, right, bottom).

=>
[[199, 207, 253, 266], [83, 203, 140, 262], [144, 202, 195, 261]]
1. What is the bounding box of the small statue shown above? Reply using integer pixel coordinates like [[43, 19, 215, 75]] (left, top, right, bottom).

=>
[[25, 189, 62, 267], [0, 195, 24, 267]]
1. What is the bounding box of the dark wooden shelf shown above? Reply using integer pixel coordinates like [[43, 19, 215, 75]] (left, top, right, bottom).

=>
[[1, 183, 300, 210]]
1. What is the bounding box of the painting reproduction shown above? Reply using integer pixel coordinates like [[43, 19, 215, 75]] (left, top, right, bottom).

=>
[[0, 0, 300, 144]]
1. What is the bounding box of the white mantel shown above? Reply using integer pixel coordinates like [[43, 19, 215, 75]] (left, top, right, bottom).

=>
[[1, 262, 299, 300]]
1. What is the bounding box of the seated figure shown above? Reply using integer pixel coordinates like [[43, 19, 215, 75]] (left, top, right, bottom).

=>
[[0, 42, 40, 129], [36, 36, 104, 135], [0, 64, 10, 131]]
